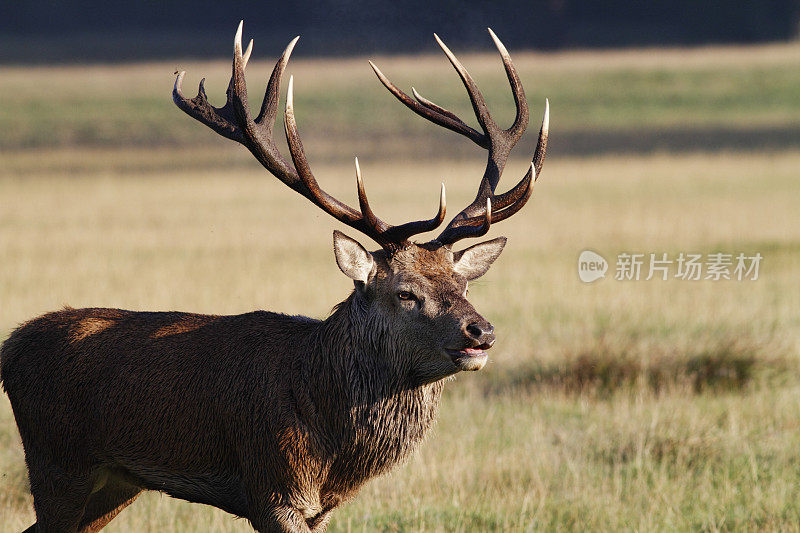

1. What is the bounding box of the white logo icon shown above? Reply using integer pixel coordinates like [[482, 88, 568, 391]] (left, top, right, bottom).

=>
[[578, 250, 608, 283]]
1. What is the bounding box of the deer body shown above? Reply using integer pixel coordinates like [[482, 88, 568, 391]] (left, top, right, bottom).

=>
[[2, 297, 442, 530], [2, 22, 548, 532]]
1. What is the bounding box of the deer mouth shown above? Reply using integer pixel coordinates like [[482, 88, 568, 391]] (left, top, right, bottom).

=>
[[445, 344, 491, 371]]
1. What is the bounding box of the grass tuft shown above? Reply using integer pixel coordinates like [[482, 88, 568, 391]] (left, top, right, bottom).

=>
[[491, 338, 786, 396]]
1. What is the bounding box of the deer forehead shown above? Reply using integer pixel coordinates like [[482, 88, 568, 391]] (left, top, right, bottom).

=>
[[379, 244, 465, 293]]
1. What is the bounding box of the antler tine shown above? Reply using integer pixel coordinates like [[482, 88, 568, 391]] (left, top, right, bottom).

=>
[[492, 164, 533, 212], [174, 71, 242, 143], [481, 98, 548, 214], [370, 29, 541, 246], [411, 87, 462, 123], [383, 182, 447, 244], [432, 33, 496, 137], [354, 157, 390, 234], [488, 28, 529, 139], [255, 36, 299, 128], [175, 22, 448, 252], [284, 76, 447, 249], [283, 76, 363, 225], [369, 29, 528, 151], [437, 99, 549, 242], [242, 39, 253, 68], [533, 98, 550, 176], [435, 198, 493, 244], [174, 21, 297, 181], [368, 61, 484, 146], [354, 159, 447, 244]]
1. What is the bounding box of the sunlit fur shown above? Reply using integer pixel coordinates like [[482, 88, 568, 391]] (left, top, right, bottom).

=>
[[0, 239, 500, 532]]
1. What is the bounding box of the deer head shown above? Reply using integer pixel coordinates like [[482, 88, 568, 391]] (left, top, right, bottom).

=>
[[174, 22, 548, 383]]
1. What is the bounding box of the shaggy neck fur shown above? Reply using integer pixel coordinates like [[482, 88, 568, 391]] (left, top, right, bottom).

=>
[[295, 290, 444, 496]]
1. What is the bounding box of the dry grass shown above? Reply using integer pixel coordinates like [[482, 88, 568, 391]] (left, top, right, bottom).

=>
[[1, 44, 800, 531], [1, 149, 799, 531]]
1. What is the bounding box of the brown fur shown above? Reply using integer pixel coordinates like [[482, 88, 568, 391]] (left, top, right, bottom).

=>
[[1, 241, 502, 532], [70, 318, 117, 342], [151, 316, 209, 338]]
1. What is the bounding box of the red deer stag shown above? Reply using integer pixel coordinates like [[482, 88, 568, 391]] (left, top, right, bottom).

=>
[[1, 22, 548, 533]]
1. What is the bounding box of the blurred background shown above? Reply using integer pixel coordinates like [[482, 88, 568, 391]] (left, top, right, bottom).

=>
[[2, 0, 800, 61], [1, 1, 800, 531]]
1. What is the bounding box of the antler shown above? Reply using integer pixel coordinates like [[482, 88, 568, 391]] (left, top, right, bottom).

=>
[[173, 21, 446, 252], [369, 28, 549, 245]]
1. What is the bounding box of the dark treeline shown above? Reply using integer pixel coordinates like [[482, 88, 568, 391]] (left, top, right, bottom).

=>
[[1, 0, 798, 62]]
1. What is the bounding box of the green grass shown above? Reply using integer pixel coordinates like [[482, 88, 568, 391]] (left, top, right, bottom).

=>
[[1, 43, 800, 531], [0, 42, 798, 153]]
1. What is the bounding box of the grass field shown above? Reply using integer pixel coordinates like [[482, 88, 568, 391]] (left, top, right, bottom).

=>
[[1, 42, 800, 531]]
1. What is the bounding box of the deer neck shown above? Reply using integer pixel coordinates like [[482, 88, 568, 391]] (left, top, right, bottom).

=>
[[299, 291, 444, 464], [326, 290, 444, 395]]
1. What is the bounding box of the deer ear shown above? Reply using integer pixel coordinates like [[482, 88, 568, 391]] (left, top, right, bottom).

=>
[[333, 230, 375, 284], [453, 237, 507, 281]]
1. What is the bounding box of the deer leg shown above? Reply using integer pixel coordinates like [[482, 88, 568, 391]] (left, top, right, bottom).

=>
[[249, 504, 313, 533], [24, 462, 93, 533], [76, 479, 141, 533]]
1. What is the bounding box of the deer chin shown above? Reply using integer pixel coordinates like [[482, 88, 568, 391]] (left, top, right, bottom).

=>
[[445, 347, 489, 371]]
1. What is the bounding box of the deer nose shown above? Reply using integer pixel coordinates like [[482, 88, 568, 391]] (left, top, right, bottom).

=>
[[465, 321, 495, 347]]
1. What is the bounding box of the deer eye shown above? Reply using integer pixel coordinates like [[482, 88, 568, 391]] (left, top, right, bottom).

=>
[[397, 290, 416, 301]]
